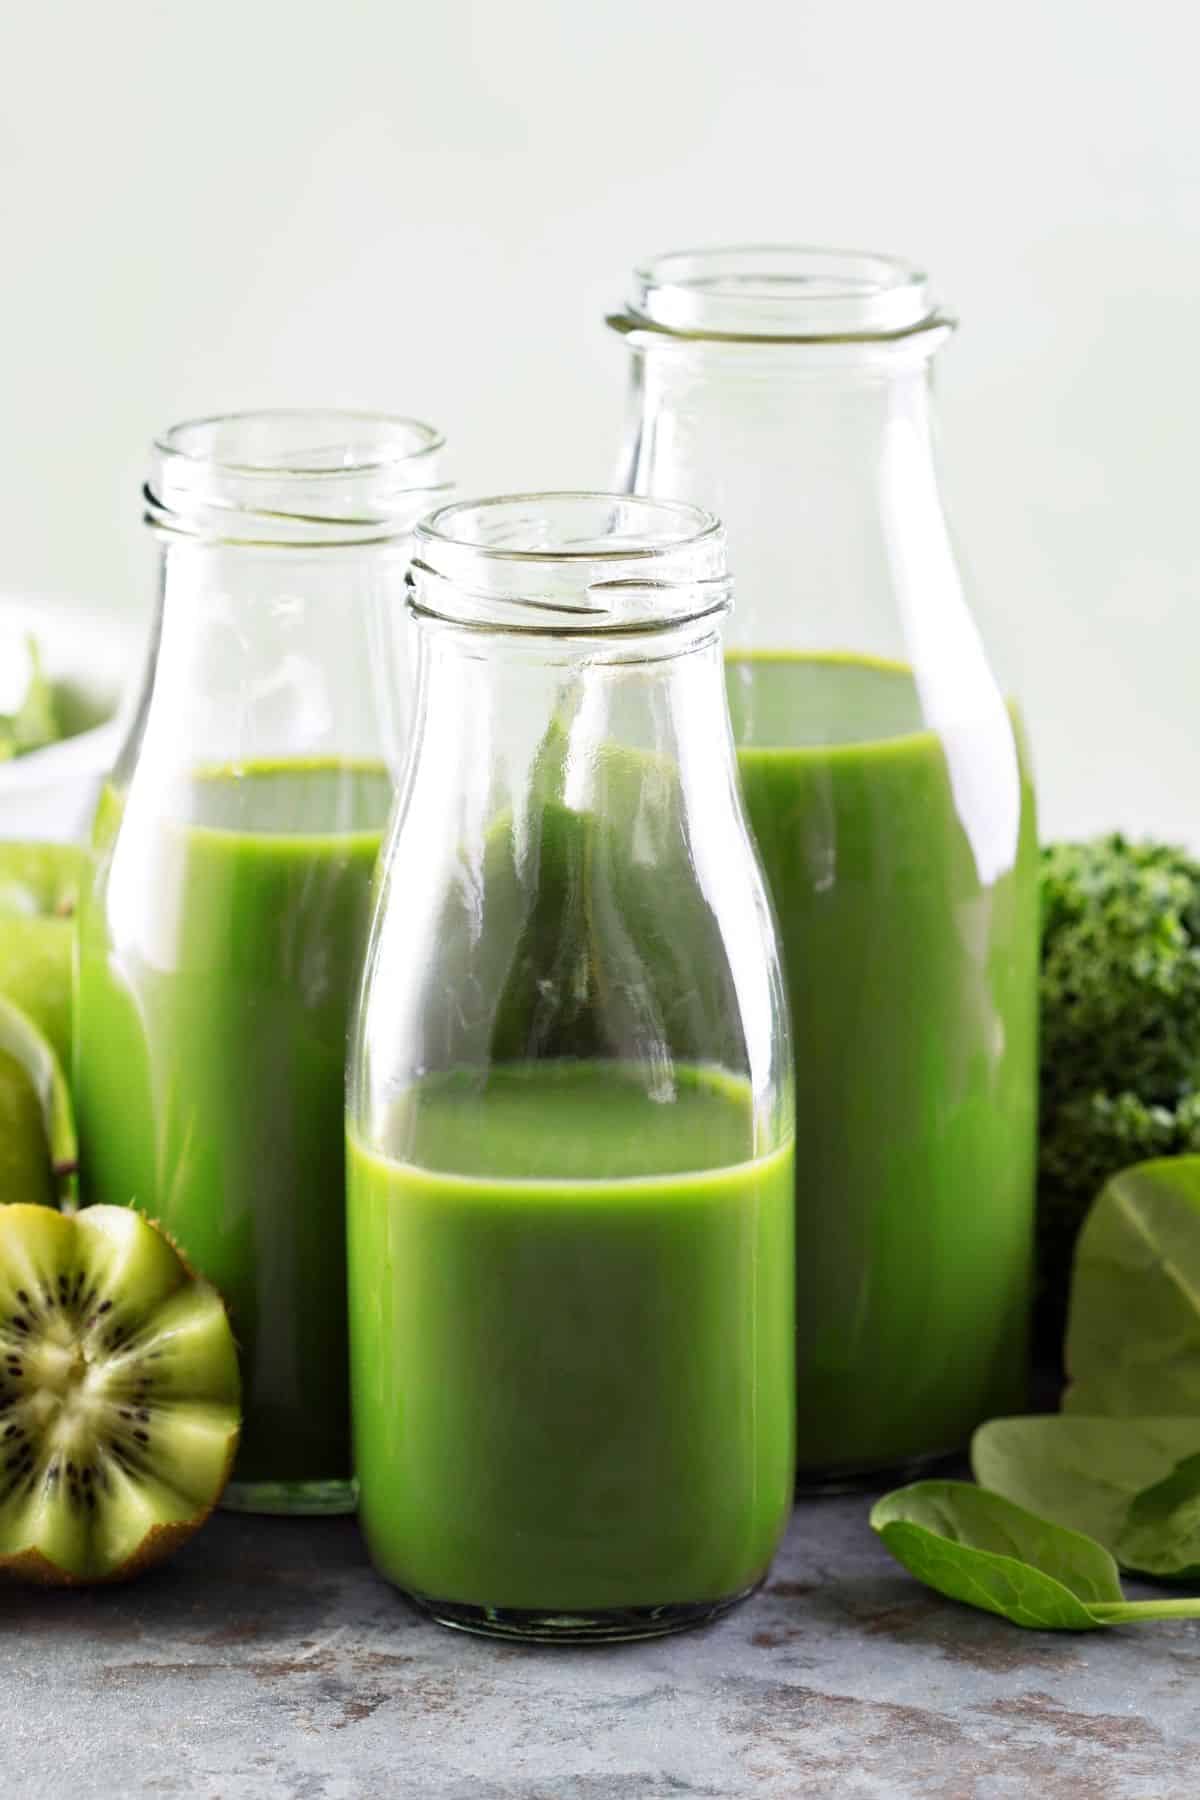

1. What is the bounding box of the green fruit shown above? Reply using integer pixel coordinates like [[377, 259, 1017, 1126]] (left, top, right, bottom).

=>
[[0, 995, 76, 1207], [0, 843, 84, 1070], [0, 1205, 240, 1584], [0, 1051, 53, 1207]]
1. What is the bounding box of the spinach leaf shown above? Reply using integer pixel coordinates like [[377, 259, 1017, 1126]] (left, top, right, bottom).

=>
[[0, 639, 59, 762], [871, 1481, 1200, 1629], [1065, 1157, 1200, 1418], [1116, 1452, 1200, 1581], [871, 1481, 1118, 1629], [971, 1415, 1200, 1559]]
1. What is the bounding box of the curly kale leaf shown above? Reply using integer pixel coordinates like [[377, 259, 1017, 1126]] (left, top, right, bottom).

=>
[[1041, 837, 1200, 1110]]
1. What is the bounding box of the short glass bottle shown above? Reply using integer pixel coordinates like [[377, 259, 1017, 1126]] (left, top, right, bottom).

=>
[[610, 249, 1039, 1486], [347, 492, 795, 1641], [74, 409, 449, 1514]]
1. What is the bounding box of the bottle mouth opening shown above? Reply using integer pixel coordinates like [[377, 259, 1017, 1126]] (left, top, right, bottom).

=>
[[411, 493, 730, 636], [155, 409, 445, 476], [146, 409, 450, 546], [614, 245, 944, 342]]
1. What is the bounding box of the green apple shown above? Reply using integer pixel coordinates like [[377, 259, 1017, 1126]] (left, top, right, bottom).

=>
[[0, 842, 84, 1070], [0, 1049, 53, 1204], [0, 993, 76, 1205]]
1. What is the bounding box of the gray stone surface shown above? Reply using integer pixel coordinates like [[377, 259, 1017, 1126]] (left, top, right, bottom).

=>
[[2, 1489, 1197, 1799]]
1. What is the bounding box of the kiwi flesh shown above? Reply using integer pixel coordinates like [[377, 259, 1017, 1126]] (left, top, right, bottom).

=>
[[0, 1205, 240, 1583]]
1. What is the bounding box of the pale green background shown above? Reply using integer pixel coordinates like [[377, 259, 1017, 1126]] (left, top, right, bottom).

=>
[[0, 0, 1194, 843]]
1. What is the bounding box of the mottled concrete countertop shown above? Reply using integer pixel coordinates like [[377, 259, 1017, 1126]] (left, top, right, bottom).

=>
[[2, 1486, 1196, 1800]]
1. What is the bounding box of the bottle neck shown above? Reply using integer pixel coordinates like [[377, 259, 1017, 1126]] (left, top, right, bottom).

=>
[[622, 338, 953, 663], [620, 334, 1022, 863], [404, 618, 742, 842], [114, 411, 447, 795], [114, 537, 409, 793], [371, 614, 788, 1088], [402, 490, 739, 831]]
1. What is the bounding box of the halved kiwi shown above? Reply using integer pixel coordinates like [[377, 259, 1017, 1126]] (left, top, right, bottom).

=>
[[0, 993, 76, 1207], [0, 1205, 240, 1583]]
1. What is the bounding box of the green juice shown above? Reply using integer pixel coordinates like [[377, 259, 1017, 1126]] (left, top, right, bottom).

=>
[[75, 760, 390, 1494], [347, 1061, 795, 1622], [728, 653, 1038, 1478]]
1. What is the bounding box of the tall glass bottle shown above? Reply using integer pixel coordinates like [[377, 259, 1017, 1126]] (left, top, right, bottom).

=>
[[75, 410, 449, 1514], [347, 493, 794, 1640], [610, 249, 1039, 1484]]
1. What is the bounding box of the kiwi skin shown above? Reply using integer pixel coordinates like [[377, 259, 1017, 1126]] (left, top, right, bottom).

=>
[[0, 1205, 241, 1586]]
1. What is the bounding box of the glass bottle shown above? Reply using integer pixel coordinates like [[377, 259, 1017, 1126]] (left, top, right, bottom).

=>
[[610, 249, 1039, 1485], [347, 492, 794, 1641], [74, 409, 449, 1514]]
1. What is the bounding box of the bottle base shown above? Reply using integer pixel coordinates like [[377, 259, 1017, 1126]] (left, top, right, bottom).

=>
[[220, 1476, 357, 1516], [795, 1446, 960, 1496], [395, 1582, 762, 1643]]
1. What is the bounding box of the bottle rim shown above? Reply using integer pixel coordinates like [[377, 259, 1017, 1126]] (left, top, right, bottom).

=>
[[154, 409, 445, 476], [145, 409, 450, 546], [410, 492, 731, 637], [611, 244, 950, 344]]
